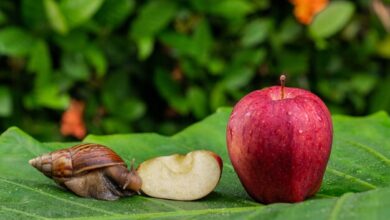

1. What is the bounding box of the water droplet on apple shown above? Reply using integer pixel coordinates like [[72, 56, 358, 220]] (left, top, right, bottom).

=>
[[298, 130, 303, 134], [228, 128, 233, 139], [245, 112, 251, 117], [287, 111, 292, 116]]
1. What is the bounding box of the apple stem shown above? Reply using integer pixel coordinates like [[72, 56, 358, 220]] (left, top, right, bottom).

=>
[[280, 74, 286, 99]]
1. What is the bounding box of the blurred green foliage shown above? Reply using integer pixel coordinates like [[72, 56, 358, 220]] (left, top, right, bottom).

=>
[[0, 0, 389, 140]]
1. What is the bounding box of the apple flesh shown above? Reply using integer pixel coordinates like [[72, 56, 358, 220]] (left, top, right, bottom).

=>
[[137, 150, 223, 200], [227, 85, 333, 204]]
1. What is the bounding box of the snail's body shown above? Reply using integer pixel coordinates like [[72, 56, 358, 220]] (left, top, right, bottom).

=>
[[29, 143, 142, 200]]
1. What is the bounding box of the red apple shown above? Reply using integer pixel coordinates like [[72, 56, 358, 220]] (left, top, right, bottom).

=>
[[226, 75, 333, 204]]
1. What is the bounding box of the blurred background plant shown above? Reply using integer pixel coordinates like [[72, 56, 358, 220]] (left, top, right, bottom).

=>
[[0, 0, 389, 141]]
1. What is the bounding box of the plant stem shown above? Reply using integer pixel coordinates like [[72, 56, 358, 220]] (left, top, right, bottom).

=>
[[280, 74, 286, 99]]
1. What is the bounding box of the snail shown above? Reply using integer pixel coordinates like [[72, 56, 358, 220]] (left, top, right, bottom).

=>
[[29, 143, 142, 200]]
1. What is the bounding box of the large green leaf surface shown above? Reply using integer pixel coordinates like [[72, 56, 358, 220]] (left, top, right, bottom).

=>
[[1, 108, 390, 219]]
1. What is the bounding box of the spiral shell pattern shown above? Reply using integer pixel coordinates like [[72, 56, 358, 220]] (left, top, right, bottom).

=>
[[29, 143, 126, 182], [29, 153, 53, 177]]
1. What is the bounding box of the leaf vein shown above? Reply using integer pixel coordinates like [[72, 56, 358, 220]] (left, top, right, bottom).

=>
[[327, 193, 353, 220], [1, 206, 49, 220], [326, 167, 376, 189], [0, 178, 119, 216], [314, 193, 337, 198], [340, 138, 390, 166], [135, 196, 183, 211], [54, 206, 261, 220], [224, 163, 234, 170]]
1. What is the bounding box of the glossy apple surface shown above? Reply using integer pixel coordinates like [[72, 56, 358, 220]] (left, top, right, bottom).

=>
[[227, 85, 333, 203]]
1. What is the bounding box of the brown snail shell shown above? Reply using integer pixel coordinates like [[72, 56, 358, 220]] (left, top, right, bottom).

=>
[[29, 143, 142, 200]]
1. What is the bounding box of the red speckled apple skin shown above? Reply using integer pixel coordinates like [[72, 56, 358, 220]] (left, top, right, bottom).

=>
[[209, 152, 223, 172], [227, 86, 333, 204]]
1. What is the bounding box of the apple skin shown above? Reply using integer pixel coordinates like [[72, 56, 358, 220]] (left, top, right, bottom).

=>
[[226, 86, 333, 204], [209, 152, 224, 171]]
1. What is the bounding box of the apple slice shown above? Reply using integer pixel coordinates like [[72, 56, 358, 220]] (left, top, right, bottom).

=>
[[137, 150, 223, 201]]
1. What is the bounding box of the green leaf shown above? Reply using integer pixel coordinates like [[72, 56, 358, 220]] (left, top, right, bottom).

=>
[[276, 50, 308, 76], [60, 0, 104, 28], [318, 79, 347, 104], [30, 84, 70, 110], [187, 86, 208, 119], [0, 27, 35, 56], [192, 19, 213, 65], [101, 73, 146, 122], [102, 117, 133, 134], [102, 71, 130, 102], [180, 58, 204, 80], [241, 18, 271, 47], [207, 58, 226, 75], [43, 0, 68, 34], [221, 49, 266, 91], [136, 37, 154, 60], [310, 1, 355, 39], [54, 31, 88, 52], [27, 40, 52, 84], [189, 0, 209, 12], [21, 0, 46, 29], [84, 44, 107, 77], [207, 0, 254, 18], [0, 10, 6, 25], [276, 17, 302, 44], [154, 69, 189, 114], [369, 75, 390, 113], [130, 0, 176, 59], [349, 74, 377, 95], [232, 48, 266, 67], [130, 0, 177, 40], [61, 52, 90, 80], [159, 32, 194, 56], [94, 0, 135, 29], [210, 83, 227, 110], [376, 35, 390, 59], [0, 86, 12, 117], [115, 99, 146, 122], [1, 110, 390, 218], [222, 67, 254, 91]]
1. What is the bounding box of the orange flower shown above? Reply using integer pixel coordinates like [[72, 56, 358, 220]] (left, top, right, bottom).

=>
[[60, 99, 86, 139], [290, 0, 329, 25]]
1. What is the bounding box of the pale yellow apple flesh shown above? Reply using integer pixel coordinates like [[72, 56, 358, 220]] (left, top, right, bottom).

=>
[[137, 150, 223, 201]]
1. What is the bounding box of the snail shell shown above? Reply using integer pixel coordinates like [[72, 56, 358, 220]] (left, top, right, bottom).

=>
[[29, 143, 142, 200]]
